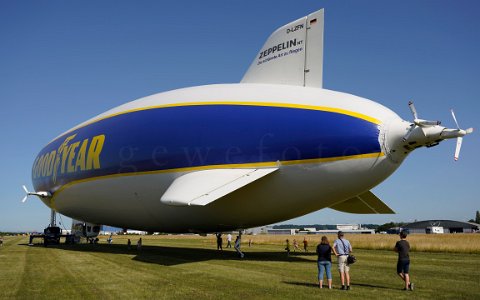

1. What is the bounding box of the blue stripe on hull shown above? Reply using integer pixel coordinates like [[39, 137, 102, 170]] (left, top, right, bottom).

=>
[[32, 104, 381, 191]]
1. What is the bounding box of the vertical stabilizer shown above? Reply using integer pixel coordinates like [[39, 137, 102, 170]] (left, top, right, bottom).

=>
[[241, 9, 324, 88], [304, 10, 324, 87]]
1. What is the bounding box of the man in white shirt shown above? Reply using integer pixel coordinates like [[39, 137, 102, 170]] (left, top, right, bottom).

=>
[[333, 231, 353, 290]]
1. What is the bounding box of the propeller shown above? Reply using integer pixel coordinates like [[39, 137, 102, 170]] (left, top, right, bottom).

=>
[[402, 101, 473, 161], [454, 137, 463, 161], [21, 185, 51, 203], [22, 185, 29, 203], [450, 109, 474, 161], [403, 101, 441, 141], [409, 100, 418, 120]]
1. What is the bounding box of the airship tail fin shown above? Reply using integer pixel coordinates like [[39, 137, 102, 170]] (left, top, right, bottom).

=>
[[329, 191, 395, 214], [241, 9, 324, 88]]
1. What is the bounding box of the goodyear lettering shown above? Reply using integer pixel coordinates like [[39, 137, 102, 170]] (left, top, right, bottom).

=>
[[86, 135, 105, 170], [41, 154, 48, 177], [31, 157, 39, 178], [60, 144, 72, 174], [32, 134, 106, 182], [67, 142, 80, 173], [75, 139, 89, 172], [35, 155, 43, 178], [259, 39, 298, 59], [46, 151, 57, 176], [34, 154, 44, 178]]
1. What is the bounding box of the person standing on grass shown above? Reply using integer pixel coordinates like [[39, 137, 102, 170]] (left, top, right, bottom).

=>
[[216, 233, 223, 250], [234, 235, 244, 258], [127, 238, 131, 250], [394, 231, 414, 291], [285, 239, 291, 256], [0, 236, 3, 247], [333, 231, 352, 290], [303, 237, 308, 252], [293, 239, 299, 252], [226, 233, 232, 248], [137, 238, 142, 251], [316, 236, 333, 289]]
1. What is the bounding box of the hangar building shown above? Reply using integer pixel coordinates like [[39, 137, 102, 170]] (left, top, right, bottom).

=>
[[404, 220, 479, 234]]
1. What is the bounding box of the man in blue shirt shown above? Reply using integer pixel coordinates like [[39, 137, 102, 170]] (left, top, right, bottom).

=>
[[333, 231, 353, 290]]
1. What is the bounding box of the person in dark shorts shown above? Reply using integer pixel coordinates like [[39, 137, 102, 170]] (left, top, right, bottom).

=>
[[394, 231, 414, 291], [285, 239, 291, 256], [216, 233, 223, 250], [316, 236, 333, 289]]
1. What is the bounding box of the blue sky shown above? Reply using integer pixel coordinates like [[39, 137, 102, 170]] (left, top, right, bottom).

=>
[[1, 1, 479, 231]]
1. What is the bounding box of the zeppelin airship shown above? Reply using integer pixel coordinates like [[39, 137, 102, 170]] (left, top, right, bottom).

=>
[[24, 9, 472, 233]]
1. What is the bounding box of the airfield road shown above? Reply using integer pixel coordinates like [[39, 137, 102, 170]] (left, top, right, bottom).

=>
[[0, 234, 479, 299]]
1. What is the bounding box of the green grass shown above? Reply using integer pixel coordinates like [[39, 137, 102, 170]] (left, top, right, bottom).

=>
[[1, 235, 479, 299]]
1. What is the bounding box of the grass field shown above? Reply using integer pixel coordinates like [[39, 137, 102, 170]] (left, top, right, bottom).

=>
[[242, 233, 480, 253], [1, 234, 479, 299]]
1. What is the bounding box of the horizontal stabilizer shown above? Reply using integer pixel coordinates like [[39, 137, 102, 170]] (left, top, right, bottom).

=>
[[160, 168, 278, 206], [329, 191, 395, 214]]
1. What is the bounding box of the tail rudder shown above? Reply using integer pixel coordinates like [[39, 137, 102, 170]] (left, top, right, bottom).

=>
[[241, 9, 324, 88]]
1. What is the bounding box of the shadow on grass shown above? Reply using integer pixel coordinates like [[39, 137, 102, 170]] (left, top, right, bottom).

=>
[[351, 282, 397, 290], [283, 281, 319, 288], [19, 243, 314, 266], [283, 280, 397, 291]]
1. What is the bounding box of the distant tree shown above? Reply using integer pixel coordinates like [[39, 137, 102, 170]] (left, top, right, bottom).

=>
[[376, 222, 408, 233], [376, 222, 396, 233], [362, 224, 379, 230], [476, 210, 480, 224]]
